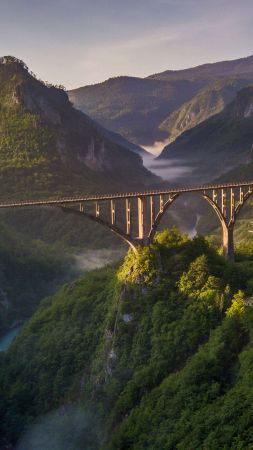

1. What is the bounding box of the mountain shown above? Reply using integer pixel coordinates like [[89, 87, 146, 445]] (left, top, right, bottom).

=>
[[149, 54, 253, 81], [68, 55, 253, 147], [1, 229, 253, 449], [68, 76, 205, 145], [159, 76, 253, 144], [0, 56, 158, 201], [0, 56, 162, 250], [158, 85, 253, 180]]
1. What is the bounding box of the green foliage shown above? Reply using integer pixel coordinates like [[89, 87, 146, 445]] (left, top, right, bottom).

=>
[[0, 221, 70, 335], [117, 246, 158, 285], [0, 59, 159, 255], [226, 291, 246, 318], [154, 226, 189, 248], [1, 230, 253, 449], [178, 254, 210, 295]]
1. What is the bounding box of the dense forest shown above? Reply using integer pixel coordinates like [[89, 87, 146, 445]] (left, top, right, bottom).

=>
[[0, 221, 71, 336], [1, 229, 253, 449]]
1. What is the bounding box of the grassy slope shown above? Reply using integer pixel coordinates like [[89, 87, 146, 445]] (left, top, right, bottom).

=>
[[1, 230, 253, 449]]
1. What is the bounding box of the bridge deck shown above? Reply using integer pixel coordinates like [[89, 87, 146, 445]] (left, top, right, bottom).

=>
[[0, 181, 252, 209]]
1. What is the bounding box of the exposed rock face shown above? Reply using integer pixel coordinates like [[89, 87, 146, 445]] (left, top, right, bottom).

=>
[[79, 139, 112, 171], [244, 102, 253, 118], [0, 56, 159, 197], [224, 86, 253, 119], [69, 55, 253, 147], [159, 78, 253, 144], [158, 86, 253, 181]]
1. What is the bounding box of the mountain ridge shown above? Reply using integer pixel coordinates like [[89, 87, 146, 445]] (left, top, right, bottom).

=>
[[158, 85, 253, 180], [159, 76, 253, 144], [148, 54, 253, 81], [0, 56, 160, 252], [68, 54, 253, 147], [0, 56, 158, 200]]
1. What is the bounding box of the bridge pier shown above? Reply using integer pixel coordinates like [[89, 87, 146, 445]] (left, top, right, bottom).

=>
[[3, 181, 252, 260], [138, 197, 145, 240], [222, 225, 234, 261]]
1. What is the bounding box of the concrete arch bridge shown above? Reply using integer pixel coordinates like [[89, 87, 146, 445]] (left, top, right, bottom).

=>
[[0, 181, 253, 260]]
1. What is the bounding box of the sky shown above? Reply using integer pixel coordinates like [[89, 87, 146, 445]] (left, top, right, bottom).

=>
[[0, 0, 253, 89]]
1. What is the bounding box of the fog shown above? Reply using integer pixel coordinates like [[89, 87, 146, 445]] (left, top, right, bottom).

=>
[[141, 145, 203, 235], [15, 405, 100, 450], [142, 138, 172, 157], [73, 248, 125, 272], [142, 151, 193, 182]]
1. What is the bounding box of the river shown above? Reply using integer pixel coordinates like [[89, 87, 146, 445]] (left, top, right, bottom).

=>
[[0, 325, 22, 352]]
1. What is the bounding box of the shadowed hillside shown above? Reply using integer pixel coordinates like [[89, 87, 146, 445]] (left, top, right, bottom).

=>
[[0, 56, 160, 249], [0, 56, 158, 200], [158, 85, 253, 180], [1, 229, 253, 449], [69, 55, 253, 147]]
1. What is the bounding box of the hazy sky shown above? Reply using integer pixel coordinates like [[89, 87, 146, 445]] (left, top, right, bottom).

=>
[[0, 0, 252, 89]]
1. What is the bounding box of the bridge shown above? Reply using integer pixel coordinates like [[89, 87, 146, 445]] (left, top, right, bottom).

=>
[[0, 181, 253, 260]]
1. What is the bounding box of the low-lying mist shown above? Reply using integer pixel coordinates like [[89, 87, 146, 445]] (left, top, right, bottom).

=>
[[15, 405, 100, 450], [73, 248, 125, 273], [142, 151, 193, 183], [142, 138, 171, 157]]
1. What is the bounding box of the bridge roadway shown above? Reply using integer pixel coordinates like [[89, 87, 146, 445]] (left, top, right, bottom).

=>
[[0, 181, 252, 208], [0, 181, 252, 261]]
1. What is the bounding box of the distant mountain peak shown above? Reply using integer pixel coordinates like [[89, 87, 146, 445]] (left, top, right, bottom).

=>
[[69, 54, 253, 148], [147, 54, 253, 82], [0, 55, 27, 67]]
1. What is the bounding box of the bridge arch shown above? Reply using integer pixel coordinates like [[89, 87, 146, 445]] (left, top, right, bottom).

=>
[[200, 186, 253, 260], [61, 206, 138, 253], [0, 181, 252, 260], [200, 193, 232, 259], [148, 194, 180, 243], [233, 188, 253, 222]]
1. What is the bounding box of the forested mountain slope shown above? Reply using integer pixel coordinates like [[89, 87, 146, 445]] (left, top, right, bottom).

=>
[[158, 86, 253, 179], [0, 56, 160, 249], [159, 76, 253, 143], [69, 76, 204, 145], [0, 56, 157, 200], [69, 55, 253, 147], [0, 222, 70, 336], [1, 229, 253, 449]]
